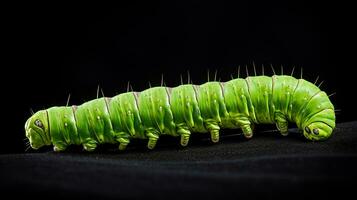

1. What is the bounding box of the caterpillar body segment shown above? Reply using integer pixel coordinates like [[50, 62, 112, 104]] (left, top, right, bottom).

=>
[[25, 75, 336, 152]]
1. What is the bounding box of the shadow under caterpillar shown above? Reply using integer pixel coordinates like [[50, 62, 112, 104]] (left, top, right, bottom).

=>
[[25, 66, 336, 152]]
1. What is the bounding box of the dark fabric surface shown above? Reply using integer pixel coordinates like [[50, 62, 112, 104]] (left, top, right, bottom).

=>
[[1, 121, 357, 199]]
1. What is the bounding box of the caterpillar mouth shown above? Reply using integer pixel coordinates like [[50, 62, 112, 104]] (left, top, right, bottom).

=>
[[26, 128, 45, 149]]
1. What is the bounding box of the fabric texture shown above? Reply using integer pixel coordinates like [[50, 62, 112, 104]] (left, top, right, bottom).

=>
[[1, 121, 356, 199]]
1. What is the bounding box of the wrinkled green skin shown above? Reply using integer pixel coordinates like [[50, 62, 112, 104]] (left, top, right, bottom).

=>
[[25, 75, 336, 152]]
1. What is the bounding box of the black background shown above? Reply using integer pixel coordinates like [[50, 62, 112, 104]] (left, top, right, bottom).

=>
[[2, 1, 356, 199], [4, 1, 352, 153]]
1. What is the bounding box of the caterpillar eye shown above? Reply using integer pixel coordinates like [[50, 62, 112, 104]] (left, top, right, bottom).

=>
[[313, 128, 319, 135], [34, 119, 43, 128], [305, 127, 311, 133]]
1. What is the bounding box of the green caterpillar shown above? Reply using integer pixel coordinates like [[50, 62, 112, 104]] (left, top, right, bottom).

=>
[[25, 69, 336, 152]]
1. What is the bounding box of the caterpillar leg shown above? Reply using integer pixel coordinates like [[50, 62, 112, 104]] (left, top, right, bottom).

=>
[[82, 139, 97, 152], [233, 117, 253, 139], [146, 130, 159, 150], [177, 126, 191, 147], [117, 138, 130, 151], [53, 142, 67, 152], [274, 112, 289, 136], [113, 132, 130, 150], [241, 124, 253, 139], [147, 138, 158, 150], [205, 120, 220, 143]]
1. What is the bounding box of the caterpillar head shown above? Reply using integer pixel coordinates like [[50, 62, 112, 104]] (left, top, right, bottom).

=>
[[302, 108, 336, 141], [25, 110, 51, 149]]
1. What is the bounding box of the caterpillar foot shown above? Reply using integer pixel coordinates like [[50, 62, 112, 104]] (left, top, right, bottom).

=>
[[180, 134, 190, 147], [280, 130, 289, 136], [242, 125, 253, 139], [146, 131, 159, 150], [276, 122, 289, 136], [205, 121, 220, 143], [53, 145, 66, 152], [147, 138, 158, 150], [53, 142, 67, 152], [117, 138, 130, 151], [210, 130, 220, 143], [178, 127, 191, 147], [83, 141, 97, 152], [119, 143, 128, 150], [275, 112, 289, 136], [231, 116, 253, 139]]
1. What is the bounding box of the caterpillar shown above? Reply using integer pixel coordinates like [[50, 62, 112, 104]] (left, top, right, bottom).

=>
[[25, 67, 336, 152]]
